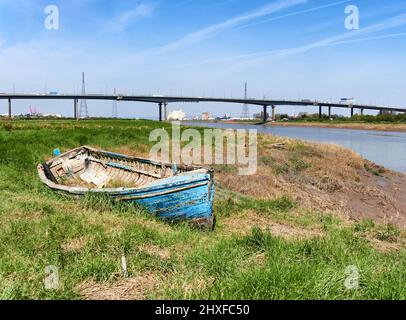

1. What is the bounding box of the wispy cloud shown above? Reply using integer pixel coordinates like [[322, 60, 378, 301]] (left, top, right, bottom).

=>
[[143, 12, 406, 73], [242, 12, 406, 60], [331, 31, 406, 46], [170, 14, 406, 68], [105, 2, 155, 32], [236, 0, 352, 30], [140, 0, 307, 55]]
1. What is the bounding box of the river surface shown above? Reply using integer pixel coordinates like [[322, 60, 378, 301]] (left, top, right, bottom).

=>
[[182, 121, 406, 174]]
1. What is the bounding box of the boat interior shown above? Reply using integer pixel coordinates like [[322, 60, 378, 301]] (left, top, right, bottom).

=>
[[42, 147, 194, 189]]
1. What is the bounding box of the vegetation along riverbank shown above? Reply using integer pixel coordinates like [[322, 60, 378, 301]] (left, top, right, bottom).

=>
[[268, 121, 406, 132], [219, 113, 406, 132]]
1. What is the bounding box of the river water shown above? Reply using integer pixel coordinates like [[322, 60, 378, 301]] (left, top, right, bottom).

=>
[[182, 121, 406, 174]]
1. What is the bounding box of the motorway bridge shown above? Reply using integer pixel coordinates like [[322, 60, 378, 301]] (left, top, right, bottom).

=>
[[1, 94, 405, 122]]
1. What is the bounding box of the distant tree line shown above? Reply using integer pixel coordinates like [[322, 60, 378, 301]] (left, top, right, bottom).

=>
[[288, 113, 406, 123]]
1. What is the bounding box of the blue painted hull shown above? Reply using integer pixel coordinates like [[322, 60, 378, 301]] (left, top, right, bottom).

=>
[[110, 173, 215, 226]]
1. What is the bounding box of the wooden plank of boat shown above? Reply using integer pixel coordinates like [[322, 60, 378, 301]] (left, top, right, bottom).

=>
[[37, 146, 215, 229]]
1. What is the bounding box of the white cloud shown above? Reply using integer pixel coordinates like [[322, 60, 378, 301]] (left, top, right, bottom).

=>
[[105, 2, 155, 32]]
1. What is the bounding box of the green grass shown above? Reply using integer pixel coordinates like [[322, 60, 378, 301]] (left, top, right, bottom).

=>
[[364, 164, 386, 177], [1, 119, 406, 300], [259, 142, 315, 175]]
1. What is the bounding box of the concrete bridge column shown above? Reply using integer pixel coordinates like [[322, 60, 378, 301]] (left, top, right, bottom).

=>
[[164, 102, 168, 121], [351, 108, 354, 117], [263, 105, 268, 123], [8, 98, 12, 119], [319, 106, 322, 118], [328, 106, 332, 119], [74, 99, 78, 120], [272, 105, 276, 122], [159, 102, 163, 122], [361, 108, 364, 116]]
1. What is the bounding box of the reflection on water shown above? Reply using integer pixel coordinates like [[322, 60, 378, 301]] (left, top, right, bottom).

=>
[[182, 121, 406, 174]]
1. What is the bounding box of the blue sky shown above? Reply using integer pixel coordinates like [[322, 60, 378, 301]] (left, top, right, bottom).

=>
[[0, 0, 406, 118]]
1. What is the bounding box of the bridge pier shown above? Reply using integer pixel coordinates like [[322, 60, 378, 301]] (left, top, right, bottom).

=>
[[158, 102, 163, 122], [263, 105, 268, 123], [319, 106, 322, 118], [360, 108, 364, 116], [272, 105, 276, 122], [164, 102, 168, 121], [74, 99, 78, 120], [8, 98, 11, 119], [351, 108, 354, 117], [328, 106, 332, 119]]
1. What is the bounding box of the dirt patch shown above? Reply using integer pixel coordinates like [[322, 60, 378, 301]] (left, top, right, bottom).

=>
[[114, 146, 149, 158], [181, 275, 216, 299], [216, 135, 406, 229], [79, 272, 157, 300], [62, 237, 88, 252], [223, 210, 324, 240], [368, 238, 403, 254], [141, 244, 171, 259], [328, 168, 406, 228]]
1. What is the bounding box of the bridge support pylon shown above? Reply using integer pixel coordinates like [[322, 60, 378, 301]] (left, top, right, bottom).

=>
[[8, 98, 11, 119], [351, 107, 354, 117], [272, 105, 276, 122], [158, 103, 163, 122], [74, 99, 78, 120], [360, 108, 364, 116], [164, 102, 168, 121], [319, 106, 322, 119], [263, 105, 268, 123]]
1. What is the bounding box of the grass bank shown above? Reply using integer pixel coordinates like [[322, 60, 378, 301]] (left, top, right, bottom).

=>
[[1, 120, 406, 300]]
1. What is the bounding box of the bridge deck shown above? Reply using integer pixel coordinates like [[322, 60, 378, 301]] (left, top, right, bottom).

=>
[[1, 94, 405, 115]]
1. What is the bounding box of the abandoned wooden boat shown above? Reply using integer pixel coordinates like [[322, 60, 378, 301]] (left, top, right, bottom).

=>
[[37, 146, 215, 228]]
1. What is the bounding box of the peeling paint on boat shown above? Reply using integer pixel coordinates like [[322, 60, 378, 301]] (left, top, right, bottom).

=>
[[37, 146, 215, 228]]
